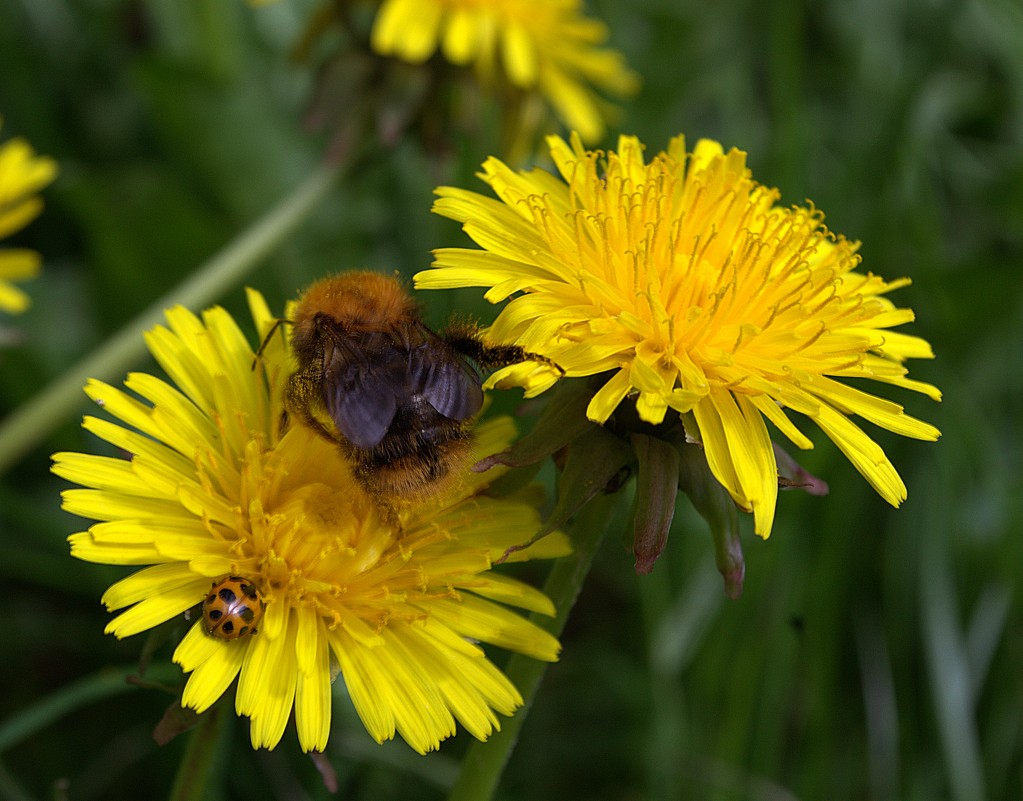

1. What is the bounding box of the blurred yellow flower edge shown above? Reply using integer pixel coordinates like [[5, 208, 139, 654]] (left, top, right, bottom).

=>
[[0, 120, 57, 314]]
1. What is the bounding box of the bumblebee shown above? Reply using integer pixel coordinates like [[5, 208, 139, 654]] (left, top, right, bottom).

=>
[[282, 271, 554, 499]]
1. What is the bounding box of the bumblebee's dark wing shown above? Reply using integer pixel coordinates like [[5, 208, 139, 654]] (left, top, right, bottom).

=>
[[322, 337, 410, 449], [411, 334, 484, 421]]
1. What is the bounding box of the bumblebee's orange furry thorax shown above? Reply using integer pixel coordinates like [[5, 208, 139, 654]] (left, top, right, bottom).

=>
[[292, 271, 417, 334]]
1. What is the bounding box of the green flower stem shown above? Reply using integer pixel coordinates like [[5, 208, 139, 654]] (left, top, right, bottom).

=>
[[168, 703, 228, 801], [447, 493, 617, 801], [0, 161, 343, 477]]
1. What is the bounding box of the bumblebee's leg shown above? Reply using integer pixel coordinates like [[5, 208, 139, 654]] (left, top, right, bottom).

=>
[[251, 317, 291, 370], [441, 322, 564, 374], [284, 370, 344, 445], [277, 408, 291, 441]]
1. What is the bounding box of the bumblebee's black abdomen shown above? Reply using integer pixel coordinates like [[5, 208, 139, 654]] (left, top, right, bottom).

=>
[[347, 396, 473, 498]]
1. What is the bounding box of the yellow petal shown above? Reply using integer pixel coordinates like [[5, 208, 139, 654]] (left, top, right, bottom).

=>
[[501, 21, 538, 86], [104, 581, 204, 637], [813, 402, 907, 507], [237, 611, 298, 749], [294, 612, 331, 753], [586, 368, 633, 423], [329, 630, 396, 745], [101, 563, 206, 610], [177, 625, 247, 713], [424, 596, 561, 662]]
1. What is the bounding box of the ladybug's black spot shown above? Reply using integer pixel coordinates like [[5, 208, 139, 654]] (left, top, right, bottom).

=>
[[218, 588, 238, 604], [238, 607, 255, 623], [222, 621, 235, 634], [208, 609, 223, 622]]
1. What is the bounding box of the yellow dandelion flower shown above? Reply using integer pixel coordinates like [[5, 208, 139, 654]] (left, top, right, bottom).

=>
[[417, 133, 942, 540], [370, 0, 638, 143], [0, 121, 58, 314], [53, 289, 568, 754]]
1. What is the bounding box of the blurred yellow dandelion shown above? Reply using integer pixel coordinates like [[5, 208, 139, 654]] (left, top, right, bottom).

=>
[[417, 133, 942, 539], [53, 289, 568, 753], [371, 0, 638, 143], [0, 121, 57, 314]]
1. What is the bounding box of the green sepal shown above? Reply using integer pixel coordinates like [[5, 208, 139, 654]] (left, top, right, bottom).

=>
[[677, 442, 745, 598], [498, 425, 634, 562], [475, 379, 597, 472], [153, 700, 202, 746], [630, 433, 681, 574], [480, 460, 544, 499], [775, 442, 830, 496]]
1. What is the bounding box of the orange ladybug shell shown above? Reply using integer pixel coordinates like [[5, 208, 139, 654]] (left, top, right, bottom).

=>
[[201, 576, 264, 640]]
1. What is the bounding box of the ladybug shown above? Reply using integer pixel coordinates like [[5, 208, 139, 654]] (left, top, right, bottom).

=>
[[201, 576, 264, 640]]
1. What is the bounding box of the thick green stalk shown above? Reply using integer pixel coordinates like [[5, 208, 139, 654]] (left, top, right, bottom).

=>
[[0, 161, 342, 476], [447, 493, 616, 801]]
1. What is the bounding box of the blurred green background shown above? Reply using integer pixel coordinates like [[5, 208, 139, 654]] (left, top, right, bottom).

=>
[[1, 0, 1020, 799]]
